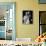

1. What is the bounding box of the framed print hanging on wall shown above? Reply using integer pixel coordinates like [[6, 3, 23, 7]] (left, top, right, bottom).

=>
[[22, 10, 33, 24]]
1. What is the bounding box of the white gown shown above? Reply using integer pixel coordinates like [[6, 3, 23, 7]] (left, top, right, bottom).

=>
[[23, 15, 30, 24]]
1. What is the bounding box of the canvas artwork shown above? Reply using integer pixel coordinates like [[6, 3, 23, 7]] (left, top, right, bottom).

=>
[[0, 2, 16, 40], [22, 10, 33, 24]]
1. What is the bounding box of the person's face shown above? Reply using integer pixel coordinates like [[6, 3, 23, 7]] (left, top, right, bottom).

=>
[[25, 12, 30, 16]]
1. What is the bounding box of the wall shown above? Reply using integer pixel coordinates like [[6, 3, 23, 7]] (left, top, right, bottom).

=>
[[0, 0, 45, 40], [16, 0, 39, 40]]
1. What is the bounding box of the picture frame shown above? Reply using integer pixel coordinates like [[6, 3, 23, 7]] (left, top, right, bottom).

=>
[[22, 10, 33, 24]]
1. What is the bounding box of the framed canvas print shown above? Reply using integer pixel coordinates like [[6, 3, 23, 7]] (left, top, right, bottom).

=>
[[22, 10, 33, 24], [0, 2, 16, 40], [39, 0, 46, 4], [39, 11, 46, 35]]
